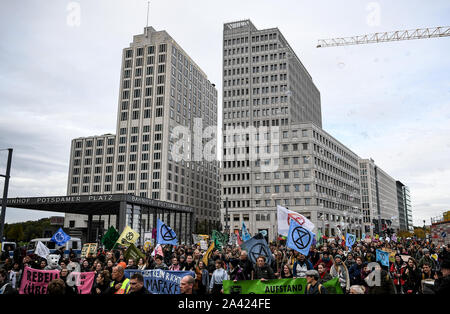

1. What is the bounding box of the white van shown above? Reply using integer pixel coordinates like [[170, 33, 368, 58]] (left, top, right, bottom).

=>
[[26, 237, 82, 258]]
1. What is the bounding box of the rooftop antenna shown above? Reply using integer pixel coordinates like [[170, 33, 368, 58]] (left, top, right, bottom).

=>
[[146, 1, 150, 38]]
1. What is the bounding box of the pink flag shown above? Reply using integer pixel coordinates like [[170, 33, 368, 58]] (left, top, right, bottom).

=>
[[19, 266, 60, 294]]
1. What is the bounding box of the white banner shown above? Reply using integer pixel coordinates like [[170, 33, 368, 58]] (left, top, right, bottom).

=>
[[35, 241, 50, 259], [277, 205, 315, 236]]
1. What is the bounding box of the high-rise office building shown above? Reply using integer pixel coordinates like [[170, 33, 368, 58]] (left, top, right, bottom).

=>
[[221, 20, 362, 240], [359, 159, 400, 236], [396, 181, 413, 232], [65, 26, 220, 238]]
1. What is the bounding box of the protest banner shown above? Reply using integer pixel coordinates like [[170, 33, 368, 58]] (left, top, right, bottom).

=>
[[124, 269, 195, 294], [101, 226, 120, 250], [19, 266, 60, 294], [81, 243, 98, 259], [242, 222, 251, 241], [376, 249, 390, 267], [241, 233, 273, 265], [277, 205, 315, 236], [381, 248, 396, 263], [202, 242, 215, 265], [35, 241, 50, 259], [72, 272, 96, 294], [124, 243, 146, 261], [223, 277, 343, 294], [200, 240, 208, 250], [157, 219, 178, 245], [212, 230, 228, 250], [151, 244, 164, 257], [81, 243, 90, 259], [116, 226, 140, 247], [286, 219, 315, 256], [50, 228, 71, 246], [192, 234, 202, 245]]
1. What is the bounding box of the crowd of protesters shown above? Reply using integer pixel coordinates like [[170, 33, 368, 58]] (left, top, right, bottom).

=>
[[0, 236, 449, 295]]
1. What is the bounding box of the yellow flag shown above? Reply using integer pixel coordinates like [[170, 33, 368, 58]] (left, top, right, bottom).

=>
[[202, 242, 215, 266], [116, 226, 140, 247]]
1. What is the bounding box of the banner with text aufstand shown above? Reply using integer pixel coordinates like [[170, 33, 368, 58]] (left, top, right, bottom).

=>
[[223, 277, 343, 295]]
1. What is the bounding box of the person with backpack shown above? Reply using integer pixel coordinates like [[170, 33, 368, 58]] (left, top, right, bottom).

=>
[[305, 270, 327, 294]]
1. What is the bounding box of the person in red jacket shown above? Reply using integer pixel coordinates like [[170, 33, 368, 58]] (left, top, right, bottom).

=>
[[390, 254, 406, 294], [314, 251, 333, 272]]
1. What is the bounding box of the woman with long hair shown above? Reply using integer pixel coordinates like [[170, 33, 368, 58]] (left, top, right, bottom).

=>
[[402, 257, 421, 294]]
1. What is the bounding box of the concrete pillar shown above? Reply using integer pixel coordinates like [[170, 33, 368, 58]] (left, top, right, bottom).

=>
[[118, 201, 127, 233]]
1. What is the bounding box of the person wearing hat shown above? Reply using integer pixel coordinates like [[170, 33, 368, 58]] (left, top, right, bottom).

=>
[[305, 270, 328, 294], [434, 260, 450, 295], [344, 253, 356, 269], [418, 248, 436, 271], [330, 254, 350, 293]]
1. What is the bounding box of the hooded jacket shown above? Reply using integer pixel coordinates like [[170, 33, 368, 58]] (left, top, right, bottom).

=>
[[330, 262, 350, 291]]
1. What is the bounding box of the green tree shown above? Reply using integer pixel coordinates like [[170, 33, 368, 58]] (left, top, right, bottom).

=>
[[6, 224, 24, 241]]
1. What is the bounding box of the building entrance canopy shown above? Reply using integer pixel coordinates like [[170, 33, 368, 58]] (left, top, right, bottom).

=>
[[2, 194, 194, 244]]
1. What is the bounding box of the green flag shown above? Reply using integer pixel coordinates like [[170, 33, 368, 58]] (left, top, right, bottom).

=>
[[101, 226, 120, 250], [223, 277, 343, 294], [212, 230, 228, 250], [124, 243, 146, 262]]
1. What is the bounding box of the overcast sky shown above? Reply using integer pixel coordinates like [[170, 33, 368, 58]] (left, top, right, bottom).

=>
[[0, 0, 449, 227]]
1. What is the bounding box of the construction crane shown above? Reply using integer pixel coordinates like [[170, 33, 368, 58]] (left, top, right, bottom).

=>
[[317, 26, 450, 48]]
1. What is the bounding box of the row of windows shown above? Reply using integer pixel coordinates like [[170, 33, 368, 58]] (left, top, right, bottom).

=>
[[223, 183, 311, 195], [74, 138, 115, 149]]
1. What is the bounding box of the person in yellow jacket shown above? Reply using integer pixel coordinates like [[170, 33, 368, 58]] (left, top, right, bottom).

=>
[[106, 265, 131, 294]]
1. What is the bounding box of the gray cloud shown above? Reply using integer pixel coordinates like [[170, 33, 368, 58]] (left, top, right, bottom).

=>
[[1, 0, 449, 226]]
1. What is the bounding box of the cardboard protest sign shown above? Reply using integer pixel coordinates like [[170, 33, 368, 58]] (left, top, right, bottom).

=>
[[200, 240, 208, 250], [81, 243, 98, 259], [124, 269, 194, 294], [19, 266, 60, 294], [223, 277, 342, 294]]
